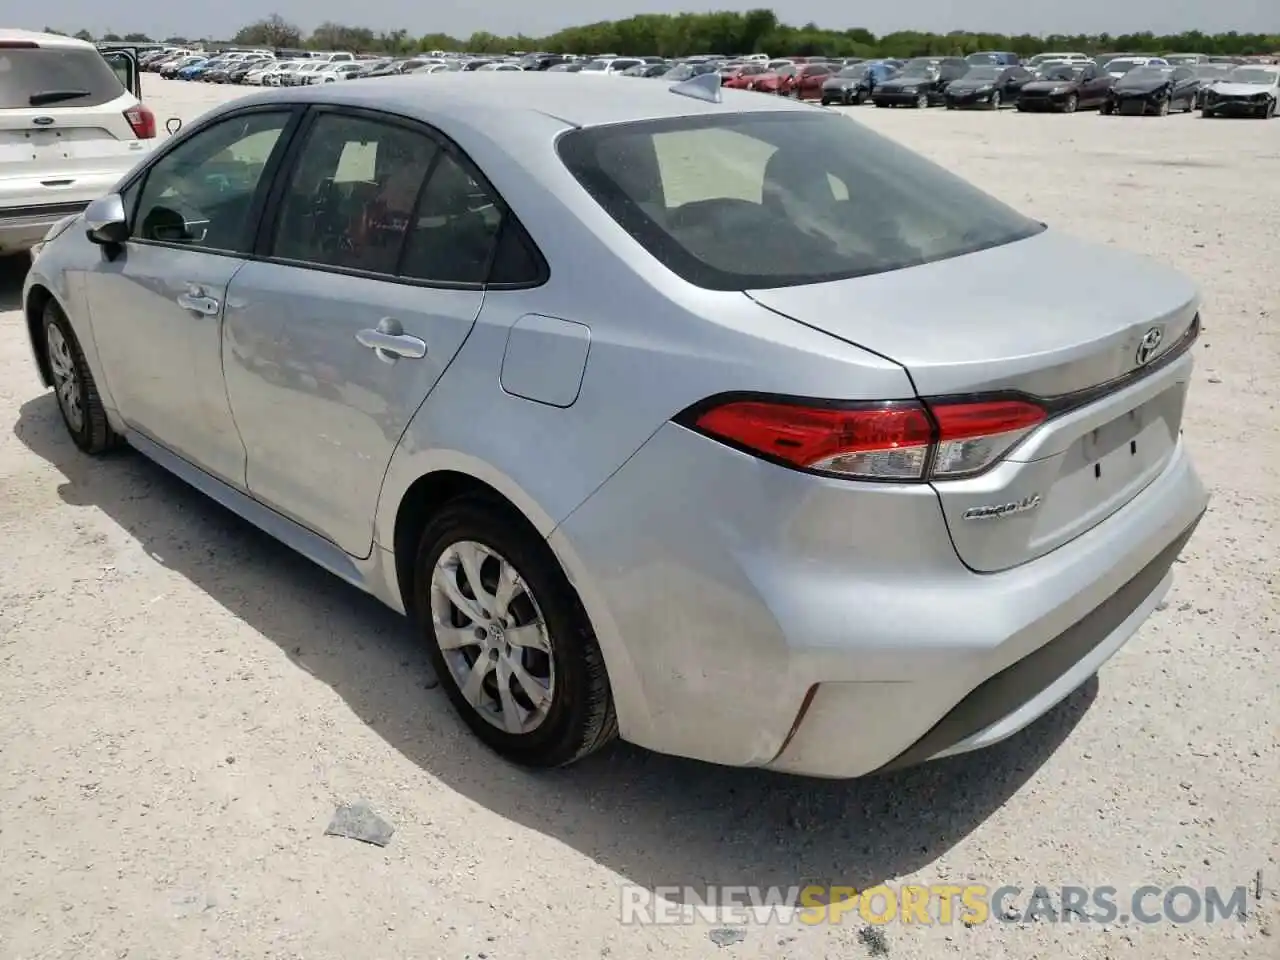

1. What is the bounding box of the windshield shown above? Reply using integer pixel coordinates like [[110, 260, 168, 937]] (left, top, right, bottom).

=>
[[0, 46, 127, 109], [582, 59, 608, 71], [962, 67, 1001, 81], [836, 65, 867, 78], [1042, 65, 1081, 81], [1195, 65, 1231, 78], [557, 112, 1044, 291], [1123, 66, 1172, 82], [1107, 59, 1144, 74], [1228, 68, 1277, 85]]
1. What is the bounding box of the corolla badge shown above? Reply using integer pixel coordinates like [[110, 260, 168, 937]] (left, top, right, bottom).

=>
[[1135, 327, 1163, 366], [962, 494, 1041, 521]]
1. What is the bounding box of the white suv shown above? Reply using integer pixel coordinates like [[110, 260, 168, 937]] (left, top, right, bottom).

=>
[[1, 29, 157, 257]]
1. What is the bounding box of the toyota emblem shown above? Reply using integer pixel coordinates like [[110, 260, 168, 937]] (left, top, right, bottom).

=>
[[1135, 327, 1163, 366]]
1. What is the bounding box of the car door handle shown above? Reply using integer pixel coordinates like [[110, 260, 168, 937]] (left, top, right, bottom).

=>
[[356, 318, 427, 363], [176, 292, 220, 315]]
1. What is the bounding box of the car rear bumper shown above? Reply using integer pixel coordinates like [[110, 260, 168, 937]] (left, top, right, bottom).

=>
[[0, 201, 90, 255], [551, 422, 1208, 778]]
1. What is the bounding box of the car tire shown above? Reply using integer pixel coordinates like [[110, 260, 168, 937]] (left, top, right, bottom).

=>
[[945, 100, 956, 109], [820, 96, 831, 106], [43, 301, 120, 455], [1100, 99, 1113, 115], [1200, 107, 1213, 118], [1157, 97, 1170, 116], [991, 91, 1002, 109], [414, 495, 618, 769], [1015, 101, 1027, 112], [1063, 94, 1079, 113], [853, 90, 867, 105], [1265, 99, 1276, 119], [916, 93, 929, 109]]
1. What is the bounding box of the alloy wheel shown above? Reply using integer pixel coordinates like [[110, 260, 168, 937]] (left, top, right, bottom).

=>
[[991, 91, 1002, 109], [916, 93, 928, 109], [430, 540, 554, 734], [46, 324, 84, 433]]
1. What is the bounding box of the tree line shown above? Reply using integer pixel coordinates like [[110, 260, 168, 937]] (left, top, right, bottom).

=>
[[48, 11, 1280, 60]]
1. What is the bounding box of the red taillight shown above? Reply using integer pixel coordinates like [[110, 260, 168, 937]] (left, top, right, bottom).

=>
[[124, 104, 156, 139], [681, 396, 1046, 482]]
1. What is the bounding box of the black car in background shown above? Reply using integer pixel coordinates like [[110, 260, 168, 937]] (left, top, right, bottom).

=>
[[820, 62, 894, 104], [1102, 65, 1200, 115], [1016, 61, 1115, 112], [871, 56, 968, 107], [944, 64, 1034, 109]]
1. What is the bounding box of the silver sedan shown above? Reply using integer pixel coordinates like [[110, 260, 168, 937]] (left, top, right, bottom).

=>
[[21, 73, 1208, 777]]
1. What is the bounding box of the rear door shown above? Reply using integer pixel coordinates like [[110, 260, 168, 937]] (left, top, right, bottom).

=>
[[222, 107, 503, 557], [0, 39, 151, 212], [100, 48, 142, 98]]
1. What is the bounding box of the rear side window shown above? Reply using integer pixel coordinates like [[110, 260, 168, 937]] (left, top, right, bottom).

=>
[[0, 46, 126, 109], [557, 112, 1044, 291]]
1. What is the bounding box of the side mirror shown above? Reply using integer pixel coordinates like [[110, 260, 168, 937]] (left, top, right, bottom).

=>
[[84, 194, 129, 246], [165, 117, 182, 136]]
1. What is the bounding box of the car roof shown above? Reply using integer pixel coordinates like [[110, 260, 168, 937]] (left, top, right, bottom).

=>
[[231, 71, 817, 127], [0, 28, 97, 50]]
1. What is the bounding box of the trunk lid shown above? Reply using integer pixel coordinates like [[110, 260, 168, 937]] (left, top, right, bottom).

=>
[[747, 228, 1200, 572]]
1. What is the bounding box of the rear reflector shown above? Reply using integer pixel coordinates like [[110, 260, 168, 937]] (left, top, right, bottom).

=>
[[680, 395, 1046, 482], [124, 104, 156, 139]]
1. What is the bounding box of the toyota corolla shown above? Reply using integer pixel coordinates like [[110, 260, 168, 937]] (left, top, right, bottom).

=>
[[22, 73, 1207, 777]]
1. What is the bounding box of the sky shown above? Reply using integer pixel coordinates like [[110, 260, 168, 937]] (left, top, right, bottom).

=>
[[26, 0, 1276, 42]]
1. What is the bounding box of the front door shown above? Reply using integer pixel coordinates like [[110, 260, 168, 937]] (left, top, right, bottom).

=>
[[223, 109, 507, 556], [86, 108, 297, 485]]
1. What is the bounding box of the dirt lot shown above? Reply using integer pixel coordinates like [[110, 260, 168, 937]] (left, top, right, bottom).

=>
[[1, 78, 1276, 960]]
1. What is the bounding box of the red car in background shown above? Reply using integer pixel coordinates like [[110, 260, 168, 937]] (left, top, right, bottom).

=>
[[719, 62, 770, 88], [746, 63, 796, 93], [780, 62, 837, 99]]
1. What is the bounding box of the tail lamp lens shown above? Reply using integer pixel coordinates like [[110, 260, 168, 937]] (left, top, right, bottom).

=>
[[124, 104, 156, 139], [684, 396, 1046, 482]]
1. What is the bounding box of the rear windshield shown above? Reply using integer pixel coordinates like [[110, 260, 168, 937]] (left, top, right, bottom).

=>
[[0, 46, 126, 109], [556, 112, 1045, 291]]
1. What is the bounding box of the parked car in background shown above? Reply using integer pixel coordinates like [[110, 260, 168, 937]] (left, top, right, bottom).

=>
[[21, 73, 1209, 779], [1101, 65, 1199, 115], [1016, 61, 1114, 112], [966, 51, 1021, 66], [580, 57, 645, 75], [944, 64, 1033, 109], [161, 55, 205, 78], [747, 63, 796, 94], [1165, 54, 1210, 66], [719, 62, 768, 86], [1191, 63, 1235, 107], [478, 62, 524, 72], [1027, 52, 1091, 67], [284, 61, 326, 85], [624, 62, 672, 78], [547, 61, 586, 73], [1201, 65, 1280, 118], [0, 29, 158, 257], [780, 62, 836, 99], [1103, 56, 1169, 79], [820, 61, 896, 105], [871, 57, 968, 107], [316, 62, 367, 82]]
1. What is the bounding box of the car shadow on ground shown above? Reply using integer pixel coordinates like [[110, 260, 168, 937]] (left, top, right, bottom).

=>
[[0, 256, 27, 313], [14, 392, 1095, 900]]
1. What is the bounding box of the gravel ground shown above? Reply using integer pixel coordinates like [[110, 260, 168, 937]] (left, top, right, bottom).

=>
[[1, 78, 1276, 960]]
